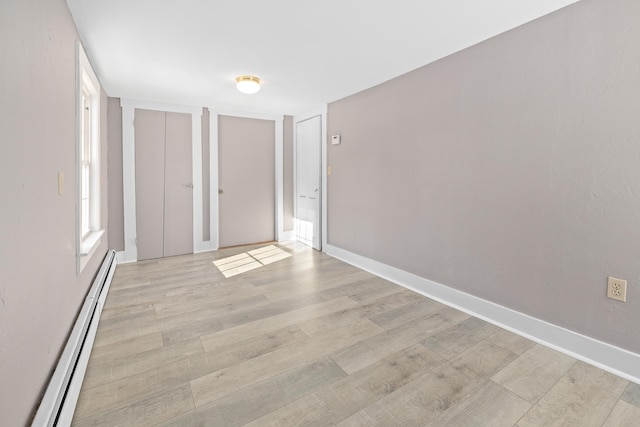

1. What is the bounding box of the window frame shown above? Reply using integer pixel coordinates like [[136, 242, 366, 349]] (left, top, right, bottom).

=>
[[76, 42, 104, 274]]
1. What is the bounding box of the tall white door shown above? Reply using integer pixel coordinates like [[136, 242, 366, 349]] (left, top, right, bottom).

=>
[[295, 115, 322, 250]]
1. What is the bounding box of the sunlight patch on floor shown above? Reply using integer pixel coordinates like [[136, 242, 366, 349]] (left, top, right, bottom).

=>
[[213, 245, 292, 278]]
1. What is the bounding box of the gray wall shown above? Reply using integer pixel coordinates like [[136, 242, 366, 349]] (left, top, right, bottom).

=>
[[108, 97, 124, 251], [0, 0, 109, 424], [327, 0, 640, 354], [283, 115, 294, 231]]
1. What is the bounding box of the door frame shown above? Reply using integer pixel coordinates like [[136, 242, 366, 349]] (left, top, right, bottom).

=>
[[293, 105, 328, 250], [120, 100, 287, 262], [120, 99, 213, 263], [212, 110, 284, 247]]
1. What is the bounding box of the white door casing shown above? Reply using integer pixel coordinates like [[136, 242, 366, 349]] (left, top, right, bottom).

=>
[[120, 100, 285, 263]]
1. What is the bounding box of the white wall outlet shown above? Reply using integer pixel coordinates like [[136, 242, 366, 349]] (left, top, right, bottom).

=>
[[607, 277, 627, 302]]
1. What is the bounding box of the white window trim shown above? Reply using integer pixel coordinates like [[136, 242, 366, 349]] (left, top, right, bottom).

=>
[[77, 42, 104, 274]]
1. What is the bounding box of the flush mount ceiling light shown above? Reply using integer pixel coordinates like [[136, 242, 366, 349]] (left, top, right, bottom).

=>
[[235, 76, 261, 94]]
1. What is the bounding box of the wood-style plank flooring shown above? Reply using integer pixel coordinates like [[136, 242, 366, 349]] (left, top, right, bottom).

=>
[[72, 242, 640, 426]]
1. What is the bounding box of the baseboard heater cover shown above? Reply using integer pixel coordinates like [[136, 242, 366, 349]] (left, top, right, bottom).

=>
[[32, 249, 117, 427]]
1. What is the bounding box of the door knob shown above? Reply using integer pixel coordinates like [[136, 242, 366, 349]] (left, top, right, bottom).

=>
[[218, 189, 224, 194]]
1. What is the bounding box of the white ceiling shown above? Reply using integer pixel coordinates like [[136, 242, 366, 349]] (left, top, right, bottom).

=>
[[67, 0, 579, 115]]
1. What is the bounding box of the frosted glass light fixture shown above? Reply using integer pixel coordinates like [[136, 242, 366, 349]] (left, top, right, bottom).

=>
[[235, 76, 261, 94]]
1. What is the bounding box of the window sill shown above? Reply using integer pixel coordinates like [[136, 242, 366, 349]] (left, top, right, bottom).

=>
[[78, 229, 105, 274]]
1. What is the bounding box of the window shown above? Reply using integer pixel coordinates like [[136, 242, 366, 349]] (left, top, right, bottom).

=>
[[81, 88, 91, 238], [77, 42, 103, 273]]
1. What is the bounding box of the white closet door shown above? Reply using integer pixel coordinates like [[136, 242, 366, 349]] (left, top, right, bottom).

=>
[[295, 115, 322, 250]]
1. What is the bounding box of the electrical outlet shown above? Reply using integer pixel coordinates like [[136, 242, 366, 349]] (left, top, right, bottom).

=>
[[607, 277, 627, 302]]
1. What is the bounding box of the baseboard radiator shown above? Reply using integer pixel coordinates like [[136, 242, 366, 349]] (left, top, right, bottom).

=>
[[32, 249, 117, 427]]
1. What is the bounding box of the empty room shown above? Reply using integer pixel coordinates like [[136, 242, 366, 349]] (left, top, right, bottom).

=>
[[2, 0, 640, 426]]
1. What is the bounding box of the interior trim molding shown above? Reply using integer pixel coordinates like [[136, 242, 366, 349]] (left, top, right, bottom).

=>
[[75, 41, 103, 275], [208, 111, 219, 250], [115, 250, 127, 264], [275, 118, 284, 242], [324, 243, 640, 385], [278, 230, 295, 242]]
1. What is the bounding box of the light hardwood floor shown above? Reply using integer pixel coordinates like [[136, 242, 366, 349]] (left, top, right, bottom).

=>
[[72, 242, 640, 426]]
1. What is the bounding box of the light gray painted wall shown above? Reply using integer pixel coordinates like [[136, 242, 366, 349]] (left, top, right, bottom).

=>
[[327, 0, 640, 354], [0, 0, 109, 424], [283, 115, 294, 231], [107, 97, 124, 251]]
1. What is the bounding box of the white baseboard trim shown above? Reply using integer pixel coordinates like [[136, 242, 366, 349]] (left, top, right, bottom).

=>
[[115, 250, 127, 264], [278, 230, 295, 242], [324, 244, 640, 385], [194, 247, 218, 254], [118, 248, 219, 261]]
